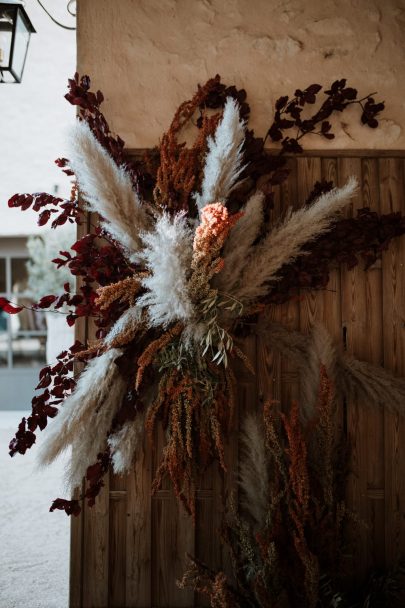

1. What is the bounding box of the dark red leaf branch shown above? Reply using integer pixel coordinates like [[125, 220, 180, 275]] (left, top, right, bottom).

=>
[[9, 341, 84, 456], [8, 192, 82, 228], [267, 79, 385, 155], [50, 447, 112, 517]]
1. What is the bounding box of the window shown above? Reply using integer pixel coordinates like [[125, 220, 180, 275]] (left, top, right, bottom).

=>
[[0, 255, 47, 368]]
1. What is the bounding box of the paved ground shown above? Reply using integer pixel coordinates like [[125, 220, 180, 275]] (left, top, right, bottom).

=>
[[0, 411, 69, 608]]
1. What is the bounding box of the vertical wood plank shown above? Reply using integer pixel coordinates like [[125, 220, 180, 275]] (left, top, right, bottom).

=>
[[151, 419, 194, 607], [109, 473, 127, 607], [297, 156, 323, 333], [126, 433, 152, 607], [81, 425, 110, 608], [152, 491, 194, 607], [380, 158, 405, 566], [70, 488, 84, 608], [81, 223, 110, 607], [81, 477, 110, 607], [70, 211, 90, 608], [280, 158, 300, 404], [320, 158, 342, 342], [338, 157, 369, 580], [361, 157, 385, 570], [321, 158, 345, 447]]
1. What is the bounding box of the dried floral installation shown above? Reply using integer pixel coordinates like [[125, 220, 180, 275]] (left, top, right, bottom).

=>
[[179, 367, 405, 608], [5, 73, 405, 526]]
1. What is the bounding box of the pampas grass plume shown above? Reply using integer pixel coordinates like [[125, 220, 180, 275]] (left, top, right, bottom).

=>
[[38, 348, 126, 489], [138, 212, 194, 327], [69, 121, 150, 261], [108, 415, 144, 474], [216, 191, 264, 294], [234, 177, 358, 304], [240, 414, 269, 528], [194, 97, 246, 213]]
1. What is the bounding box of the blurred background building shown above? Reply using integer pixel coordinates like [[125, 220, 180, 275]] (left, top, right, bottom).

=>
[[0, 0, 76, 409]]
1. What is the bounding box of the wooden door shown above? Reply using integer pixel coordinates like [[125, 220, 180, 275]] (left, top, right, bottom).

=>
[[70, 151, 405, 608]]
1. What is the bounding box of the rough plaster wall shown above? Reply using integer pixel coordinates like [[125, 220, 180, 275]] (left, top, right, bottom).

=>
[[77, 0, 405, 150]]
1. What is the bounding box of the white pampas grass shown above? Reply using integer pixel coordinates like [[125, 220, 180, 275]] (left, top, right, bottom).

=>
[[257, 319, 405, 417], [194, 97, 246, 213], [215, 191, 264, 294], [105, 305, 142, 346], [38, 348, 126, 489], [138, 212, 194, 327], [108, 415, 144, 475], [233, 178, 358, 304], [240, 414, 269, 529], [300, 323, 338, 417], [68, 121, 150, 261]]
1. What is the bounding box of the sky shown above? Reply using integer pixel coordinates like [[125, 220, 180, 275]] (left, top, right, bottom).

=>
[[0, 0, 76, 236]]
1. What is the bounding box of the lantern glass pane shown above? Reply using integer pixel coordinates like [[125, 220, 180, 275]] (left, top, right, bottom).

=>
[[11, 8, 30, 81], [0, 7, 14, 68]]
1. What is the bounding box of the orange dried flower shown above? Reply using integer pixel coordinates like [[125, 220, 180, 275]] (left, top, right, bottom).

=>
[[193, 203, 244, 261]]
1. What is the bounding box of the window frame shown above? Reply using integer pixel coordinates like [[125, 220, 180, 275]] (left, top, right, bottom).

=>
[[0, 252, 47, 369]]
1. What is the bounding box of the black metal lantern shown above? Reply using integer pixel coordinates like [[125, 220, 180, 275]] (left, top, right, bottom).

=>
[[0, 1, 35, 83]]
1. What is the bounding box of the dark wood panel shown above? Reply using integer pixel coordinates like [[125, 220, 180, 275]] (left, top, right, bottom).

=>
[[70, 152, 405, 607]]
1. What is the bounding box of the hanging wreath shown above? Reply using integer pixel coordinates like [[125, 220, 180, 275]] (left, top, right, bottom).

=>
[[5, 74, 405, 521]]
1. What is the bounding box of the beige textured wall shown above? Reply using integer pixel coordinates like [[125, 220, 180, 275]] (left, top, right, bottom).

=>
[[77, 0, 405, 150]]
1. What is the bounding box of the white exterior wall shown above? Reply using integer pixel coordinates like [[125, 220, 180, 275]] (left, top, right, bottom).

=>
[[0, 0, 76, 236]]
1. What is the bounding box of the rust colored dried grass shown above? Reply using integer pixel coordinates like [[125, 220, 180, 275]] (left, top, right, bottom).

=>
[[153, 76, 222, 212], [135, 322, 183, 390], [95, 275, 144, 310], [146, 363, 233, 519]]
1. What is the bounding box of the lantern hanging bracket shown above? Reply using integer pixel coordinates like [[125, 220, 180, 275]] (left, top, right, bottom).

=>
[[36, 0, 76, 31]]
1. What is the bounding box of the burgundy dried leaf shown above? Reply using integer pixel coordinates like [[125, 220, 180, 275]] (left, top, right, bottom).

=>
[[50, 498, 81, 517], [0, 298, 23, 314]]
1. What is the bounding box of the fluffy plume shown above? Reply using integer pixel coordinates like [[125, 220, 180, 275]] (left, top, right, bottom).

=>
[[234, 178, 358, 304], [68, 121, 150, 260], [337, 355, 405, 413], [194, 97, 246, 213], [108, 415, 145, 474], [38, 349, 126, 489], [138, 213, 194, 327], [215, 191, 264, 294], [299, 324, 338, 417], [104, 305, 143, 348], [257, 319, 405, 417], [239, 414, 269, 528]]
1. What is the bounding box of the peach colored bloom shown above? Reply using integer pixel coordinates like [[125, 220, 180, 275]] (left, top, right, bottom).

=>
[[193, 203, 243, 259]]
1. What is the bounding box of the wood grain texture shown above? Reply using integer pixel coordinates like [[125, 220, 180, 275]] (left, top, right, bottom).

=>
[[69, 210, 90, 608], [125, 434, 152, 608], [380, 158, 405, 565], [338, 157, 370, 581], [70, 152, 405, 607]]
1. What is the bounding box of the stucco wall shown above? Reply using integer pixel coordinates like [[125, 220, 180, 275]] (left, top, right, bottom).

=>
[[77, 0, 405, 150]]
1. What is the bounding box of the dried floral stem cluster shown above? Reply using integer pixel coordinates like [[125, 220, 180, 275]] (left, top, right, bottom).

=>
[[5, 72, 405, 542], [179, 368, 350, 608]]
